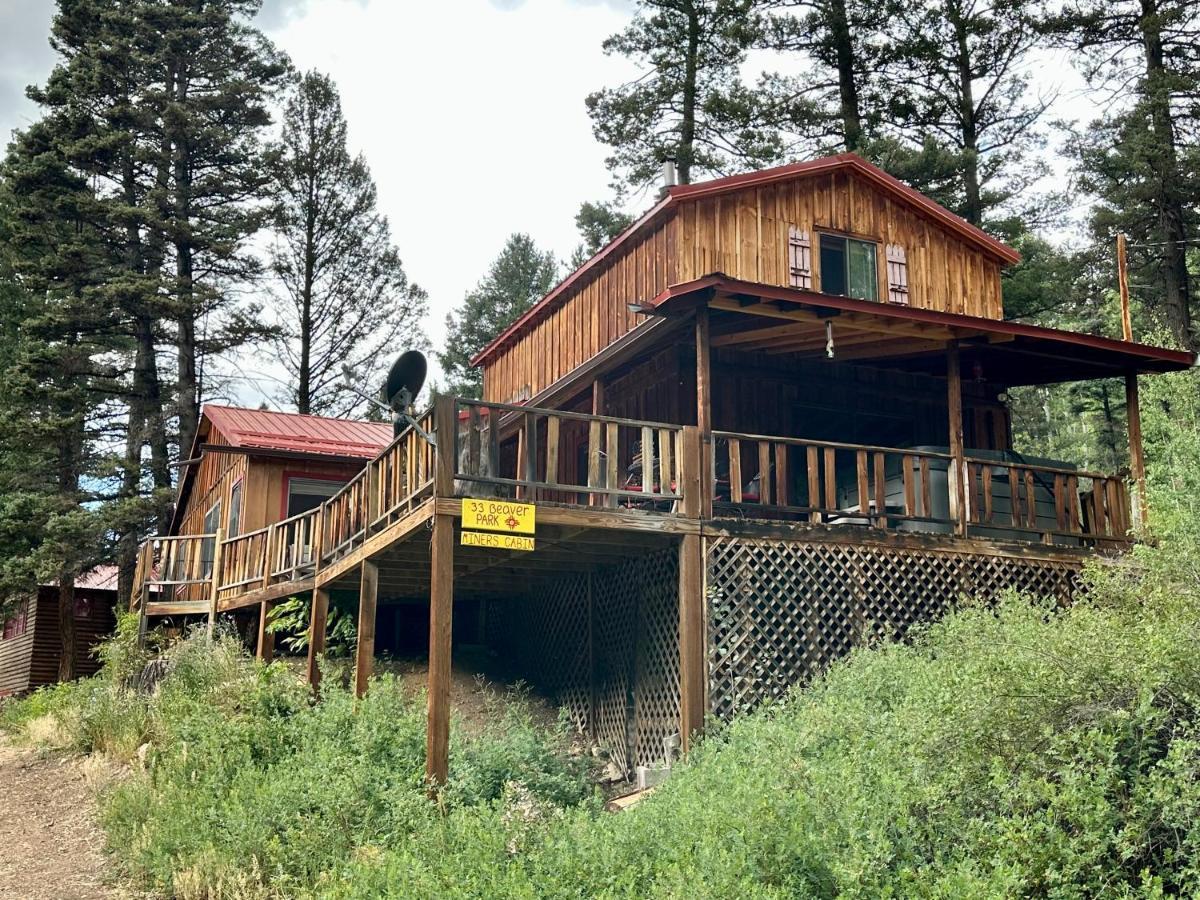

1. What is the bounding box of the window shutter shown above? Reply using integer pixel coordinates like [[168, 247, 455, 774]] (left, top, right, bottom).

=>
[[788, 226, 812, 289], [886, 243, 909, 304]]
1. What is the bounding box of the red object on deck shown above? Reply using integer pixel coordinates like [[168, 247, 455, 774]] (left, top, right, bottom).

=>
[[202, 405, 393, 460]]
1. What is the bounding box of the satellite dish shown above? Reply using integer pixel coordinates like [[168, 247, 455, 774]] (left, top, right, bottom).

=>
[[383, 350, 434, 442], [385, 350, 427, 413]]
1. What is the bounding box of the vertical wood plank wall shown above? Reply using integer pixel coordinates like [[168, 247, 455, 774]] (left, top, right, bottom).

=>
[[482, 171, 1006, 405], [177, 429, 367, 539]]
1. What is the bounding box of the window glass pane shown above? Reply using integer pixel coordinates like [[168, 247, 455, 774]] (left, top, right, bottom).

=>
[[819, 235, 847, 296], [847, 239, 878, 301], [228, 482, 242, 537], [202, 500, 221, 577]]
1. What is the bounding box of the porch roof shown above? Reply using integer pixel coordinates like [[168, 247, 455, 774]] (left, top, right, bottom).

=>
[[646, 275, 1195, 386]]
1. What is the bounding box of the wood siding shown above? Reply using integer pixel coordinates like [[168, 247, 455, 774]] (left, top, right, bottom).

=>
[[482, 170, 1006, 406], [177, 431, 366, 538], [0, 587, 117, 697], [484, 218, 677, 404]]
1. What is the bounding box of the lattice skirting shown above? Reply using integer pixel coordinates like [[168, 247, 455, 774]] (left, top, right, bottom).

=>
[[706, 536, 1085, 721], [486, 548, 680, 774]]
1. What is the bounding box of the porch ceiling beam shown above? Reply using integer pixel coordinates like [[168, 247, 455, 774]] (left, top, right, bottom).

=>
[[770, 337, 949, 360], [708, 296, 954, 342]]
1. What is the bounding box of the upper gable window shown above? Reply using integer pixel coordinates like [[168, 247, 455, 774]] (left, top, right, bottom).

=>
[[819, 234, 878, 302]]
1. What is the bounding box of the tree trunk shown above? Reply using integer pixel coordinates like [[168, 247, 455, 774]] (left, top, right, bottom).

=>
[[828, 0, 863, 151], [298, 169, 317, 414], [57, 574, 77, 682], [1140, 0, 1193, 348], [953, 5, 982, 226], [678, 3, 701, 184], [173, 64, 200, 454]]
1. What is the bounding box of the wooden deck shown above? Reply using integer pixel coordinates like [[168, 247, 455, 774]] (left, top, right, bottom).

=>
[[130, 395, 1132, 783]]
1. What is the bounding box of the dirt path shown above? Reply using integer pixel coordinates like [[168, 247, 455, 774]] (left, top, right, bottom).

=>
[[0, 740, 113, 900]]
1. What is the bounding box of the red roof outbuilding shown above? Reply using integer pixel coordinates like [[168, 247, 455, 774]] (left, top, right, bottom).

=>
[[202, 405, 393, 459]]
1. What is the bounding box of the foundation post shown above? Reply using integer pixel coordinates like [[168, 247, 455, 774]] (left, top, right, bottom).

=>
[[678, 425, 706, 751], [427, 395, 457, 786], [355, 560, 379, 698]]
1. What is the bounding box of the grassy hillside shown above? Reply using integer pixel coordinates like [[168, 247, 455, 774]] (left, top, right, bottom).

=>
[[3, 372, 1200, 899]]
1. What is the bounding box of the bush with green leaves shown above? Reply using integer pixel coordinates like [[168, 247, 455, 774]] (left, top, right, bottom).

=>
[[7, 375, 1200, 899]]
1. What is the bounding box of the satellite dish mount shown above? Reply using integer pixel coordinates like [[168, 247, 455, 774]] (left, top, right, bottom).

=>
[[384, 350, 434, 444]]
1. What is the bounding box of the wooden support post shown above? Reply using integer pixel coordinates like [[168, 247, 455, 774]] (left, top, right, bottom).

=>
[[1117, 232, 1132, 342], [678, 424, 706, 751], [256, 600, 275, 663], [1125, 371, 1148, 529], [946, 344, 967, 537], [427, 514, 454, 787], [306, 587, 330, 693], [207, 528, 224, 639], [426, 394, 457, 787], [591, 377, 605, 416], [695, 307, 713, 519], [678, 533, 705, 751], [355, 560, 379, 698]]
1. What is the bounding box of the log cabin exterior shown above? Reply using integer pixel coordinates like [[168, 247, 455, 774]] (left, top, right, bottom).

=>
[[132, 153, 1195, 785], [0, 571, 118, 699]]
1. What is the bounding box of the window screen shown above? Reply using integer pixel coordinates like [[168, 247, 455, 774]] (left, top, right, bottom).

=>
[[286, 477, 347, 517], [819, 234, 879, 302]]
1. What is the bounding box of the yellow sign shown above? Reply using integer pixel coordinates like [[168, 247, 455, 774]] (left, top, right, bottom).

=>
[[461, 531, 535, 552], [461, 498, 535, 535]]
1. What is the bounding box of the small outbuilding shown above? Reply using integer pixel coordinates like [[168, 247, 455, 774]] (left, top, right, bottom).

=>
[[0, 567, 119, 699]]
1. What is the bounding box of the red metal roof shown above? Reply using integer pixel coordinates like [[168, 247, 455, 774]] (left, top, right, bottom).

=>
[[202, 405, 392, 459], [470, 152, 1020, 368]]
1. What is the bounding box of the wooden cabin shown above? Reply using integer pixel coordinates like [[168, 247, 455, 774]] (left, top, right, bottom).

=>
[[0, 569, 118, 698], [132, 153, 1195, 784]]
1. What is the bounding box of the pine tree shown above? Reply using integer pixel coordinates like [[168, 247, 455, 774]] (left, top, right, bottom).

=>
[[1052, 0, 1200, 349], [0, 124, 120, 679], [876, 0, 1053, 228], [438, 234, 559, 400], [568, 200, 635, 269], [586, 0, 783, 195], [268, 71, 427, 417], [138, 0, 289, 454], [751, 0, 887, 153], [26, 0, 176, 603]]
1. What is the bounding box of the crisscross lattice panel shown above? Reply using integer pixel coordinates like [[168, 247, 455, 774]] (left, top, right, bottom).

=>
[[706, 537, 1083, 721], [631, 550, 680, 769], [484, 548, 680, 775]]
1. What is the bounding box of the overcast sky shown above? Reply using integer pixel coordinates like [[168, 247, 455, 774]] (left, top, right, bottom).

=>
[[0, 0, 1095, 407]]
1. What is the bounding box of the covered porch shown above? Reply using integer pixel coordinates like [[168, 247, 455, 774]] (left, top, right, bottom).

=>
[[491, 274, 1192, 547]]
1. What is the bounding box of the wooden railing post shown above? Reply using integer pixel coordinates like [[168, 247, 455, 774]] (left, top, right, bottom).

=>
[[432, 395, 456, 499], [207, 528, 225, 639]]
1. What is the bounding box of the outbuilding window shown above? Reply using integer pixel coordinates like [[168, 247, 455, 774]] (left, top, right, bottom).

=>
[[2, 600, 28, 640], [819, 234, 878, 302]]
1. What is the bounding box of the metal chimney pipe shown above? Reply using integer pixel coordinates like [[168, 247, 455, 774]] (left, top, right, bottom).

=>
[[660, 158, 677, 197]]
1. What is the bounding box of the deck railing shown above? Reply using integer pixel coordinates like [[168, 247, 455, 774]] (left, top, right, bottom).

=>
[[131, 534, 214, 608], [452, 398, 686, 510], [713, 429, 1132, 546], [131, 398, 1135, 612]]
